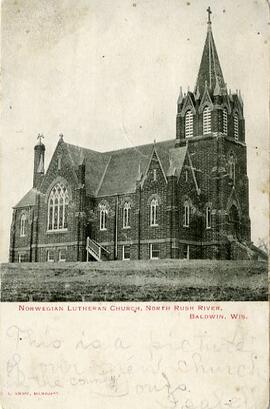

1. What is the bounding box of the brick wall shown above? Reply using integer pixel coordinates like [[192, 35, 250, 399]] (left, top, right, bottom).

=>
[[10, 89, 251, 262]]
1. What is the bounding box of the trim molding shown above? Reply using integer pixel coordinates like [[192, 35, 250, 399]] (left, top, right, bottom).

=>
[[99, 238, 228, 246]]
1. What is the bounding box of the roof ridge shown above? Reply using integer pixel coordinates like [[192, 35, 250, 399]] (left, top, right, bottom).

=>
[[64, 142, 101, 155], [63, 139, 175, 156], [104, 139, 175, 155]]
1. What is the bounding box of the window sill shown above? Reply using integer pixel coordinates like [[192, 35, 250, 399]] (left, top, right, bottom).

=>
[[183, 225, 189, 228], [46, 229, 68, 234], [150, 224, 159, 227], [206, 227, 212, 230], [150, 257, 159, 260], [100, 228, 107, 231], [123, 258, 130, 261], [123, 226, 131, 230], [20, 235, 26, 238]]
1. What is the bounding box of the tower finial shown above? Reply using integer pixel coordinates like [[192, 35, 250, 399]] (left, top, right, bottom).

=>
[[37, 133, 44, 145], [207, 6, 212, 24], [177, 86, 183, 104]]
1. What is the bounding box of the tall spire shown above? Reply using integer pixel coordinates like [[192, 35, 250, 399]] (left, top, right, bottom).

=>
[[195, 7, 225, 96]]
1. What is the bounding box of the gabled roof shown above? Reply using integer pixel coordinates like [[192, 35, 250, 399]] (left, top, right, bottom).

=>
[[97, 139, 176, 196], [66, 139, 187, 196], [195, 21, 225, 97], [64, 143, 110, 196], [15, 138, 188, 205], [181, 92, 196, 114], [14, 188, 38, 208], [141, 146, 168, 187], [199, 86, 214, 112]]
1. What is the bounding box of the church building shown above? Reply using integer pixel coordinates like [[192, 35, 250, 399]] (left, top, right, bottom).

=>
[[9, 10, 255, 262]]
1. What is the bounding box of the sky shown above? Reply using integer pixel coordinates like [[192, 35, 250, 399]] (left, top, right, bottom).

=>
[[0, 0, 269, 262]]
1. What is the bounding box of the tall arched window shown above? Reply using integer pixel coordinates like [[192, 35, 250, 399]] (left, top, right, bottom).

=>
[[203, 106, 211, 135], [100, 204, 108, 230], [184, 202, 190, 227], [20, 214, 26, 237], [150, 198, 158, 226], [228, 154, 236, 183], [233, 113, 239, 140], [223, 108, 228, 135], [47, 182, 69, 231], [206, 206, 211, 229], [185, 110, 193, 138], [123, 202, 131, 228]]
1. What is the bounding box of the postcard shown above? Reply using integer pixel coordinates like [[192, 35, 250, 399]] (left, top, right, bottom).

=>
[[0, 0, 269, 408]]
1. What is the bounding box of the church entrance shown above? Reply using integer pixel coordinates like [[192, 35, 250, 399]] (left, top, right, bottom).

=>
[[85, 222, 92, 240]]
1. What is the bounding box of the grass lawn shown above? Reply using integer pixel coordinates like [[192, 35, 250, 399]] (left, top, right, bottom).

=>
[[0, 259, 268, 301]]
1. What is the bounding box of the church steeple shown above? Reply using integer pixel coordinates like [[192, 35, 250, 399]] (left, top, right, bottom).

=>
[[194, 7, 226, 96]]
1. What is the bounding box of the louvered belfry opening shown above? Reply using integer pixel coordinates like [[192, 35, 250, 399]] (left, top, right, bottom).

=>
[[185, 110, 193, 138], [203, 106, 211, 135]]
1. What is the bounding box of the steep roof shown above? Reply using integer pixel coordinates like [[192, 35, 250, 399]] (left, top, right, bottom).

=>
[[195, 20, 226, 96], [97, 139, 177, 196], [14, 188, 38, 208], [65, 139, 187, 196], [65, 143, 110, 196], [14, 138, 187, 206], [167, 146, 187, 179]]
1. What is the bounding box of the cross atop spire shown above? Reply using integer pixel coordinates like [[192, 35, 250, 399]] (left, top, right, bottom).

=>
[[207, 6, 212, 24], [37, 133, 44, 145]]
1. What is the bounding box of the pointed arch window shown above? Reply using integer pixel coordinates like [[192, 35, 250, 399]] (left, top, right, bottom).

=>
[[223, 108, 228, 135], [233, 113, 239, 140], [47, 250, 54, 262], [203, 106, 211, 135], [206, 206, 212, 229], [100, 204, 108, 231], [184, 202, 190, 227], [150, 198, 158, 226], [20, 214, 26, 237], [47, 182, 69, 231], [185, 110, 193, 138], [57, 156, 62, 170], [228, 154, 236, 184], [123, 202, 131, 228]]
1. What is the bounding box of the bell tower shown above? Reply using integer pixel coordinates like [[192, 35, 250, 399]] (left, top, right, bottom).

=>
[[176, 8, 250, 258]]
